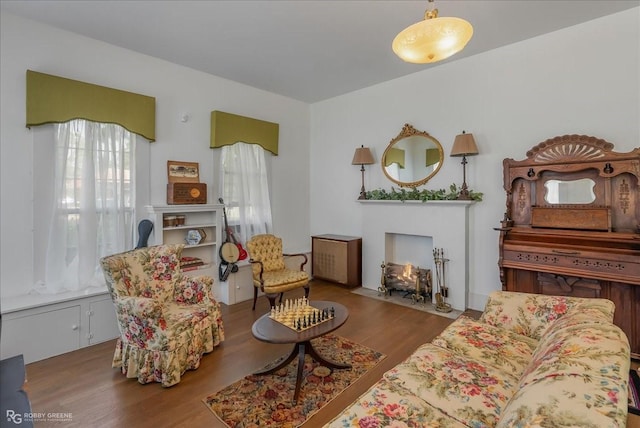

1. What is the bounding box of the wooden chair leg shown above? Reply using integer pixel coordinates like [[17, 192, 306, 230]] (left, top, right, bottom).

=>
[[252, 287, 258, 310], [279, 293, 284, 304], [267, 294, 277, 308], [304, 284, 310, 299]]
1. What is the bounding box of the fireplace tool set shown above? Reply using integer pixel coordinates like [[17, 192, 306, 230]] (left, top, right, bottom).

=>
[[378, 262, 390, 297], [433, 248, 452, 313]]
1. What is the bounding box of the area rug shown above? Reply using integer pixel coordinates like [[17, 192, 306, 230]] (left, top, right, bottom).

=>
[[351, 286, 462, 320], [630, 369, 640, 416], [203, 334, 385, 427]]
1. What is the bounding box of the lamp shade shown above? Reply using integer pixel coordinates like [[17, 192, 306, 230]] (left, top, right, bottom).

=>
[[352, 146, 375, 165], [450, 132, 478, 157], [393, 5, 473, 64]]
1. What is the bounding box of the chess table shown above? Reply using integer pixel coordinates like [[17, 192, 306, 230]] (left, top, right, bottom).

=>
[[251, 300, 351, 405]]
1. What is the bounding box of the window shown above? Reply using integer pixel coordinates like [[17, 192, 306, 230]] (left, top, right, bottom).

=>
[[34, 119, 136, 293], [219, 142, 273, 245]]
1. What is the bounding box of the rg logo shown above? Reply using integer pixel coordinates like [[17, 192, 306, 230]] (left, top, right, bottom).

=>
[[6, 410, 22, 424]]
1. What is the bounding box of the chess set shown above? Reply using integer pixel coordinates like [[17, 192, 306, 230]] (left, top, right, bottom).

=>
[[269, 297, 335, 331]]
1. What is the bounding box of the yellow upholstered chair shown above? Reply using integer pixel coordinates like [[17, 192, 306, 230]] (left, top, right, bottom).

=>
[[100, 244, 224, 387], [246, 234, 310, 310]]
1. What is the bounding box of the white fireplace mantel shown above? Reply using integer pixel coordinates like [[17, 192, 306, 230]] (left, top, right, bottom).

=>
[[360, 199, 476, 311]]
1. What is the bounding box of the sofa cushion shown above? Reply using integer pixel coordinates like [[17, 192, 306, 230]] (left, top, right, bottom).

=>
[[500, 310, 631, 428], [383, 344, 520, 427], [325, 378, 468, 428], [432, 315, 538, 376], [479, 291, 615, 340], [497, 373, 628, 428], [523, 313, 630, 384]]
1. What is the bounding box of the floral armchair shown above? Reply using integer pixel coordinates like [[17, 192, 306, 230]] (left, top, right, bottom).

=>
[[100, 244, 224, 387], [246, 234, 310, 310]]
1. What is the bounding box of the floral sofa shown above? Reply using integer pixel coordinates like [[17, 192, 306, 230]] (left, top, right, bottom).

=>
[[100, 244, 225, 387], [327, 291, 630, 427]]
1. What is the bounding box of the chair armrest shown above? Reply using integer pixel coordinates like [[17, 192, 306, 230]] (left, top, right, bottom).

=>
[[174, 275, 214, 305], [112, 296, 172, 343], [249, 259, 265, 283], [115, 296, 163, 318], [283, 252, 308, 271]]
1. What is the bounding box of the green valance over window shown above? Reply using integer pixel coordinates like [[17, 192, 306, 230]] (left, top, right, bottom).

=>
[[426, 148, 440, 167], [26, 70, 156, 141], [210, 110, 279, 155], [385, 148, 405, 168]]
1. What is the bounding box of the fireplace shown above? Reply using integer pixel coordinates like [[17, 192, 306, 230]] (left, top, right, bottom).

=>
[[381, 233, 433, 302], [380, 261, 432, 304], [360, 200, 475, 311]]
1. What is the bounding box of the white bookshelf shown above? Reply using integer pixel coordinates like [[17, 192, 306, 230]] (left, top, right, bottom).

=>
[[144, 204, 231, 302]]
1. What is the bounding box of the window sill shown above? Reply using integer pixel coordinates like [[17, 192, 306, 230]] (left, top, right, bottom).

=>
[[1, 285, 110, 314]]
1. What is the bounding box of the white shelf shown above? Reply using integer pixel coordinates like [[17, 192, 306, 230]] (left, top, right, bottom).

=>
[[185, 242, 215, 249], [163, 223, 216, 231]]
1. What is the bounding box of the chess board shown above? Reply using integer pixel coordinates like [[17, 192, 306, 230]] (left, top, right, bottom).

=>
[[269, 299, 334, 331]]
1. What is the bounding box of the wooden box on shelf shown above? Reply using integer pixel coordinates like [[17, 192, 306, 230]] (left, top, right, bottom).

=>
[[312, 234, 362, 288]]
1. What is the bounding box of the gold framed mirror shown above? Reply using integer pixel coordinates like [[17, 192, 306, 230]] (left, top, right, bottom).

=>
[[381, 124, 444, 188]]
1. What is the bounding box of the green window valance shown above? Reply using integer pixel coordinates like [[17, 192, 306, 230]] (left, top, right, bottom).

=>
[[385, 148, 405, 168], [26, 70, 156, 141], [426, 148, 440, 167], [210, 110, 279, 155]]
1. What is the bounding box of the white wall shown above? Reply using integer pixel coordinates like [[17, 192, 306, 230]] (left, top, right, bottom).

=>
[[310, 8, 640, 310], [2, 9, 639, 309], [0, 13, 310, 299]]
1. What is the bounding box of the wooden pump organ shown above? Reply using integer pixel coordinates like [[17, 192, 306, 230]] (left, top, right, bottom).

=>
[[497, 135, 640, 358]]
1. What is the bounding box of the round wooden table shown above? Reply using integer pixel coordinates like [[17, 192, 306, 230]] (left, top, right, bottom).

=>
[[251, 300, 351, 404]]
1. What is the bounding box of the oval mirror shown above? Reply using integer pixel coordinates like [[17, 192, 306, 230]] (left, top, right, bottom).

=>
[[381, 124, 444, 188]]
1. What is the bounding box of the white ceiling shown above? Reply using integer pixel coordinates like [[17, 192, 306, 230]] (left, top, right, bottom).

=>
[[2, 0, 638, 103]]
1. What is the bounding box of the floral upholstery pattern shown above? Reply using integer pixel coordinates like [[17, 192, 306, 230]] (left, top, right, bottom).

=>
[[479, 290, 615, 340], [431, 315, 538, 376], [326, 291, 630, 428], [100, 244, 224, 387], [246, 234, 310, 308]]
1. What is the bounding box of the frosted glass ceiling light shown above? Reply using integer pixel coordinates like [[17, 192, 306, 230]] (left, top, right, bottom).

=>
[[393, 0, 473, 64]]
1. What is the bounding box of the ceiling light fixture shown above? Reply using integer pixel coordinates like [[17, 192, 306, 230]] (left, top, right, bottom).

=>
[[393, 0, 473, 64]]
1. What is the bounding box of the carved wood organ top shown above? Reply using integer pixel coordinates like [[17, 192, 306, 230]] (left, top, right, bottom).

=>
[[498, 134, 640, 358]]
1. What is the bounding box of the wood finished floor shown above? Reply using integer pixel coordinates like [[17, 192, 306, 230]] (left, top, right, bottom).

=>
[[23, 280, 639, 427]]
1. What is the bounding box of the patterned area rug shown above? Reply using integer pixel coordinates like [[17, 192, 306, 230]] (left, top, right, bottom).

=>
[[630, 369, 640, 416], [203, 334, 385, 427]]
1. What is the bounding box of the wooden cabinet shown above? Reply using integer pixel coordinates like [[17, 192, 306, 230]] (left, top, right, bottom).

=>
[[312, 235, 361, 288], [498, 135, 640, 359]]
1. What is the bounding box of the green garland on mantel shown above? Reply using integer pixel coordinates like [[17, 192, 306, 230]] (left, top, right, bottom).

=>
[[365, 184, 483, 202]]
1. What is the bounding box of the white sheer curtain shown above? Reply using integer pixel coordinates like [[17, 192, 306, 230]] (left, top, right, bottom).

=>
[[40, 119, 136, 293], [220, 142, 273, 245]]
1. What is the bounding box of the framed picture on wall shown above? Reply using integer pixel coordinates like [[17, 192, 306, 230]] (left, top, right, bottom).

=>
[[167, 160, 200, 183]]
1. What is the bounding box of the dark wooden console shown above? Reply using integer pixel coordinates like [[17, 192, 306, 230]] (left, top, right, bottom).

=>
[[312, 235, 362, 288], [497, 135, 640, 358]]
